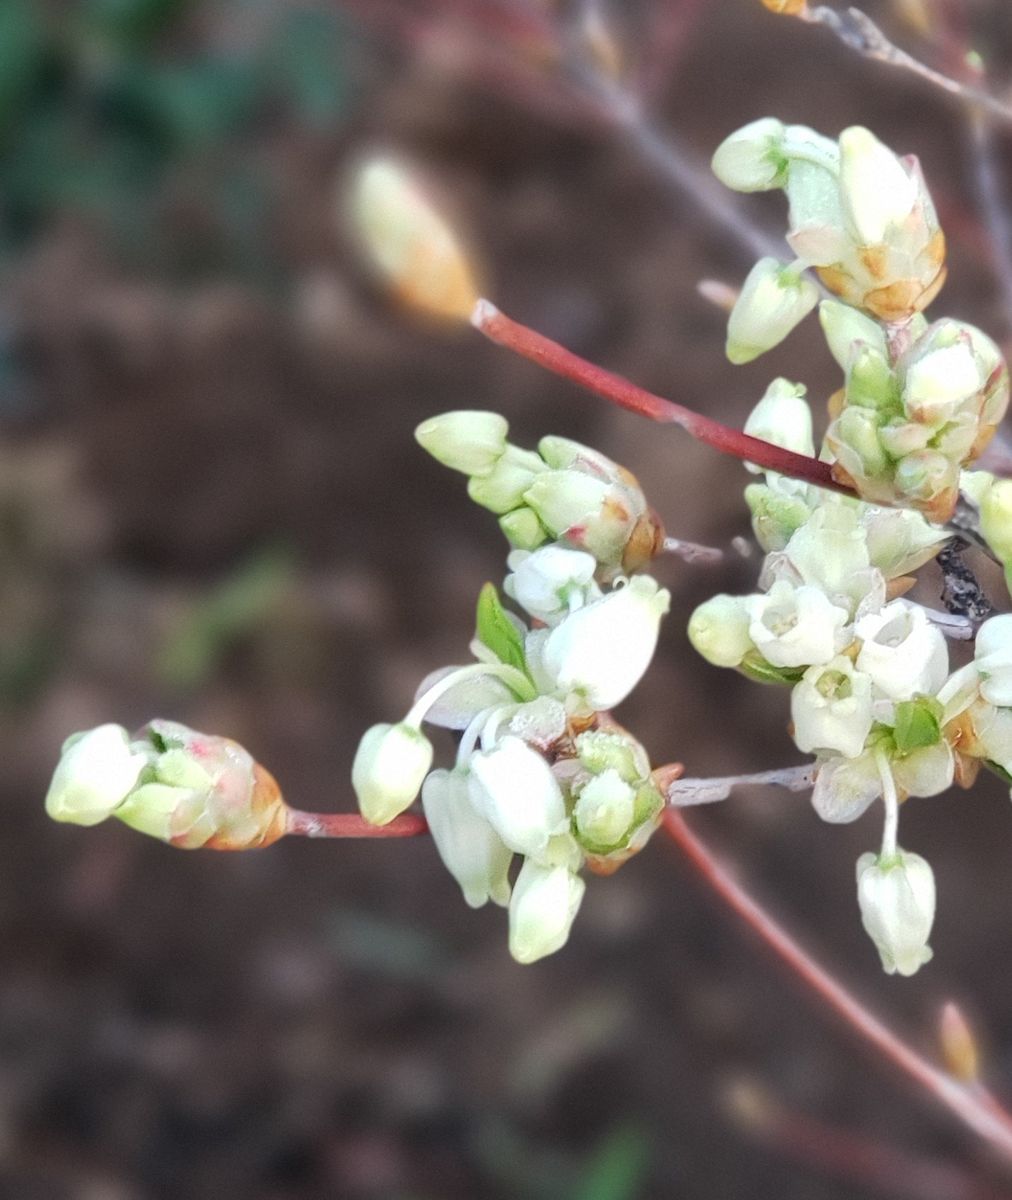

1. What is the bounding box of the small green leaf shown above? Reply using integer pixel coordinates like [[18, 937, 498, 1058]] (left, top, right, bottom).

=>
[[985, 759, 1012, 786], [572, 1124, 650, 1200], [893, 696, 942, 754], [738, 652, 805, 687], [475, 582, 527, 674]]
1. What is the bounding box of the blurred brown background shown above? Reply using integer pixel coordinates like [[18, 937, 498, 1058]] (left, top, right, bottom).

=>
[[4, 1, 1012, 1196]]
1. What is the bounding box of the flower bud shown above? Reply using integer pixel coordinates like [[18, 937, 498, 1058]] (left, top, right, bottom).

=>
[[573, 769, 637, 850], [575, 729, 649, 784], [499, 506, 548, 550], [467, 445, 546, 513], [467, 736, 567, 857], [725, 259, 819, 364], [818, 300, 887, 370], [542, 575, 670, 710], [422, 769, 513, 909], [508, 858, 586, 964], [838, 127, 919, 246], [856, 848, 935, 976], [504, 545, 600, 625], [892, 450, 959, 523], [974, 613, 1012, 707], [743, 378, 814, 460], [352, 722, 433, 826], [760, 0, 807, 12], [113, 720, 288, 850], [415, 410, 508, 476], [791, 657, 874, 758], [688, 594, 753, 668], [979, 477, 1012, 565], [351, 157, 479, 321], [711, 118, 787, 192], [45, 724, 150, 827]]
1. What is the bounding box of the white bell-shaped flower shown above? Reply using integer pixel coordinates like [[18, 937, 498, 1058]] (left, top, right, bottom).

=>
[[467, 735, 568, 857], [541, 576, 670, 710], [508, 858, 586, 964], [744, 580, 849, 669], [974, 614, 1012, 707], [45, 724, 151, 826], [855, 601, 949, 701], [856, 848, 936, 976], [422, 769, 513, 909], [352, 722, 434, 826], [791, 657, 875, 758], [504, 545, 600, 625]]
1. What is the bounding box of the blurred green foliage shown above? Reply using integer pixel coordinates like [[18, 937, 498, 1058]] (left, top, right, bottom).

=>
[[0, 0, 350, 275]]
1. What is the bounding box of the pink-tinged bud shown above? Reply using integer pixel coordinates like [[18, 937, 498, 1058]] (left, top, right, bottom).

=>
[[115, 721, 288, 850]]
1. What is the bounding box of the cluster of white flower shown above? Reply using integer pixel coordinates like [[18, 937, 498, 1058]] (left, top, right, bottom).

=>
[[352, 412, 671, 962], [713, 118, 1009, 522], [688, 375, 1012, 975]]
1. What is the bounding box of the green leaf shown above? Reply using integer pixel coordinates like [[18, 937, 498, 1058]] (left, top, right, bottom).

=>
[[893, 696, 942, 754], [572, 1124, 650, 1200], [475, 582, 527, 674], [738, 652, 805, 687]]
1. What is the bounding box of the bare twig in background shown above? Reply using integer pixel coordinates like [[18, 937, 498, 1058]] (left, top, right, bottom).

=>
[[725, 1077, 1012, 1200], [796, 5, 1012, 126], [663, 806, 1012, 1163], [663, 763, 816, 807]]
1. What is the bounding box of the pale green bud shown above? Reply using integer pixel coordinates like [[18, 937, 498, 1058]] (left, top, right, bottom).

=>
[[45, 724, 150, 827], [819, 300, 887, 370], [980, 477, 1012, 565], [839, 126, 918, 245], [688, 594, 754, 668], [499, 506, 548, 550], [467, 445, 546, 513], [877, 420, 930, 458], [711, 118, 787, 192], [575, 729, 648, 784], [904, 340, 983, 426], [415, 410, 508, 475], [352, 722, 433, 825], [725, 259, 819, 364], [846, 344, 898, 411], [574, 769, 636, 850], [744, 481, 813, 552], [744, 378, 814, 460], [893, 449, 959, 519], [829, 406, 889, 477]]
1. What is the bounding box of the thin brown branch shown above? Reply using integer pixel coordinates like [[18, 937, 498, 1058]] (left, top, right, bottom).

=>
[[285, 809, 428, 838], [797, 5, 1012, 127], [663, 806, 1012, 1161]]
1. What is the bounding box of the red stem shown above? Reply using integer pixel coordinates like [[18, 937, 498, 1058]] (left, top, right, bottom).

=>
[[286, 809, 428, 839], [472, 300, 844, 493], [662, 807, 1012, 1160]]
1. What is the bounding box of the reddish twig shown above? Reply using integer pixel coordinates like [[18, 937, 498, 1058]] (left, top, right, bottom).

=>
[[286, 809, 428, 838], [662, 806, 1012, 1161], [471, 298, 843, 492]]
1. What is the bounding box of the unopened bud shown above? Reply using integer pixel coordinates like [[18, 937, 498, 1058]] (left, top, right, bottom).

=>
[[726, 258, 819, 364], [352, 721, 433, 826], [351, 156, 479, 321], [939, 1002, 980, 1082], [415, 410, 508, 475]]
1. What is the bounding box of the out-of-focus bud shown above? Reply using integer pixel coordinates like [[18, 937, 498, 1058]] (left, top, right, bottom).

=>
[[115, 720, 288, 850], [508, 858, 586, 964], [468, 736, 568, 857], [856, 848, 935, 976], [939, 1003, 980, 1082], [351, 156, 479, 321], [744, 378, 814, 460], [979, 477, 1012, 584], [760, 0, 807, 12], [711, 118, 787, 192], [725, 259, 819, 363], [415, 410, 508, 475], [688, 594, 754, 668], [791, 657, 875, 758], [46, 724, 150, 827], [422, 769, 513, 909], [352, 722, 434, 826], [542, 575, 671, 711]]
